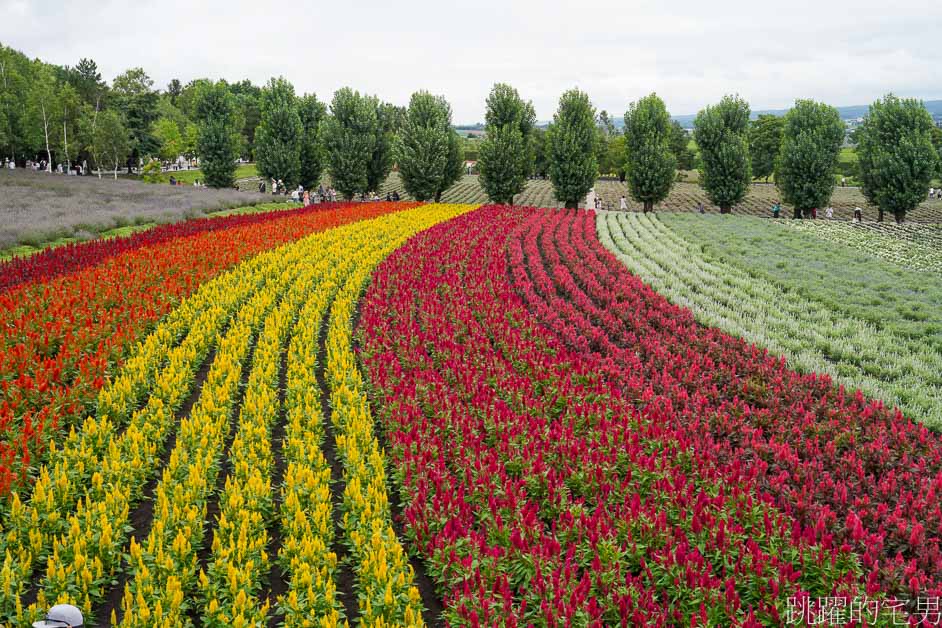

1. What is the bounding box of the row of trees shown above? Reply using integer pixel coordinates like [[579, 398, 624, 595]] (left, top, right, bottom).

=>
[[696, 94, 940, 221], [472, 85, 939, 222], [0, 44, 272, 179]]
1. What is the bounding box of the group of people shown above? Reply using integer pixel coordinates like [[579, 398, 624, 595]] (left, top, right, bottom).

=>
[[770, 202, 865, 221], [167, 175, 206, 187], [4, 157, 87, 175], [589, 195, 630, 211], [260, 179, 403, 205], [930, 187, 942, 200]]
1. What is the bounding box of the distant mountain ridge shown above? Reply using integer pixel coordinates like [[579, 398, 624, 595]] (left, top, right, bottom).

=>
[[670, 100, 942, 129], [462, 99, 942, 130]]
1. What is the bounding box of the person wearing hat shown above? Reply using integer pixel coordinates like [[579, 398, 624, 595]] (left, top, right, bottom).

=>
[[33, 604, 84, 627]]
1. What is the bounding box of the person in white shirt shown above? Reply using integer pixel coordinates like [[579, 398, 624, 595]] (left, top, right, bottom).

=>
[[825, 206, 834, 219], [619, 195, 628, 211]]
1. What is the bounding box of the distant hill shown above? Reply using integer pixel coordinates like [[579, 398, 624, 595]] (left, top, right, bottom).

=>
[[670, 99, 942, 129], [460, 99, 942, 131]]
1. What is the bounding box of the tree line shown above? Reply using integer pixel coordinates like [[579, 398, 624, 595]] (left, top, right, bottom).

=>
[[2, 43, 940, 219]]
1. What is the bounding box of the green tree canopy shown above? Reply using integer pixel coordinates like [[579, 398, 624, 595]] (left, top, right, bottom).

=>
[[367, 99, 396, 193], [255, 76, 302, 188], [195, 81, 240, 188], [931, 126, 942, 178], [92, 109, 130, 178], [531, 127, 549, 178], [548, 88, 598, 208], [298, 93, 326, 190], [749, 114, 784, 181], [857, 94, 940, 222], [397, 91, 459, 201], [624, 93, 677, 212], [669, 120, 696, 171], [774, 100, 844, 219], [693, 94, 752, 213], [321, 87, 377, 200], [153, 117, 184, 161], [111, 67, 159, 169], [478, 83, 536, 204]]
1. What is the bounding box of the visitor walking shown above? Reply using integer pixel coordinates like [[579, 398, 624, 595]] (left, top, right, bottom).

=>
[[303, 190, 310, 205], [825, 206, 834, 219], [619, 195, 628, 211], [841, 177, 846, 187], [698, 202, 705, 214], [271, 178, 278, 195], [258, 181, 266, 193], [772, 203, 781, 218], [854, 207, 863, 222], [392, 190, 400, 201], [811, 207, 817, 219]]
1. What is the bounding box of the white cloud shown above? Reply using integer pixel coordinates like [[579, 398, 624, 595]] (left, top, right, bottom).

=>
[[1, 0, 940, 122]]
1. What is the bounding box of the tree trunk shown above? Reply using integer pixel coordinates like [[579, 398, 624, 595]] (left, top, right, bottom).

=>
[[720, 206, 731, 214], [91, 97, 102, 178], [894, 210, 905, 224], [565, 200, 578, 209], [793, 207, 802, 220], [643, 201, 653, 213], [62, 117, 70, 171], [878, 208, 884, 222], [434, 191, 442, 202], [41, 101, 52, 172]]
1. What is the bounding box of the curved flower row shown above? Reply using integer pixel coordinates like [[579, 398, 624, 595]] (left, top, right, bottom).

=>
[[0, 247, 274, 620], [599, 212, 942, 427], [276, 272, 344, 627], [0, 201, 416, 498], [121, 235, 324, 626], [10, 202, 473, 626], [356, 206, 920, 625], [0, 202, 303, 292], [536, 209, 941, 598], [27, 239, 305, 624], [324, 203, 478, 626]]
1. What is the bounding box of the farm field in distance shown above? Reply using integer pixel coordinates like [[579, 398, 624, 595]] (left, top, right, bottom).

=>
[[369, 172, 942, 221]]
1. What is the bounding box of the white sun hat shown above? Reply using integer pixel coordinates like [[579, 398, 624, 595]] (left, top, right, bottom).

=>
[[32, 604, 84, 628]]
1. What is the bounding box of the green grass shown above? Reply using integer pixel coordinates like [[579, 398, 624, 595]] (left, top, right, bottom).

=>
[[661, 213, 942, 353], [159, 163, 258, 185], [0, 223, 156, 261], [0, 200, 298, 262]]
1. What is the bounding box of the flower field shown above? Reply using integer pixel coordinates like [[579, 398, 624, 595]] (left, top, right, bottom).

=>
[[3, 199, 941, 626], [783, 220, 942, 273], [598, 212, 942, 427]]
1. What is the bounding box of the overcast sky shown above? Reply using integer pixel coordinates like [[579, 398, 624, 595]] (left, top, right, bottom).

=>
[[2, 0, 940, 123]]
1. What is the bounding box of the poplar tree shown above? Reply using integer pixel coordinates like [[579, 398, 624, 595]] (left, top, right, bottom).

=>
[[774, 100, 844, 219], [195, 81, 239, 188], [478, 83, 536, 205], [255, 76, 302, 188], [857, 94, 939, 223], [398, 91, 462, 202], [693, 95, 751, 213], [624, 93, 676, 212], [298, 93, 326, 189], [547, 88, 598, 208], [321, 87, 377, 200]]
